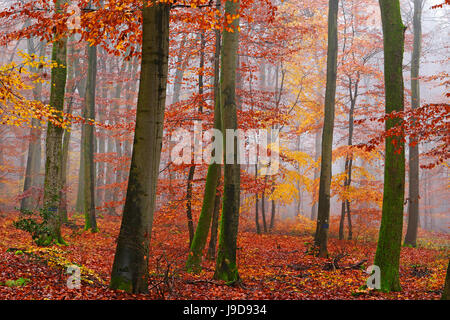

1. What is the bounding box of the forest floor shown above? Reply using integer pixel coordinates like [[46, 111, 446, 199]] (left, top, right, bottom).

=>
[[0, 212, 448, 300]]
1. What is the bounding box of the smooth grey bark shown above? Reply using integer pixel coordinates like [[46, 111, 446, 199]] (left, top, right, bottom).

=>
[[75, 54, 87, 213], [110, 2, 170, 293], [314, 0, 339, 258], [59, 38, 77, 222], [82, 43, 97, 232], [21, 37, 45, 212], [310, 129, 321, 220], [404, 0, 422, 248], [172, 34, 189, 105]]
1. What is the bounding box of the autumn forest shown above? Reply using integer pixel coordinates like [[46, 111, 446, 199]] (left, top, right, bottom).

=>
[[0, 0, 449, 304]]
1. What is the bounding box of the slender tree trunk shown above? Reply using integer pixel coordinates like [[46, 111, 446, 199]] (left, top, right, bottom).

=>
[[339, 200, 346, 240], [59, 37, 77, 222], [185, 32, 206, 248], [83, 43, 97, 232], [75, 62, 87, 213], [96, 87, 107, 208], [270, 197, 275, 232], [314, 0, 339, 258], [112, 66, 125, 211], [186, 166, 196, 246], [310, 130, 321, 220], [186, 21, 222, 272], [339, 78, 357, 240], [404, 0, 422, 248], [21, 35, 45, 212], [261, 182, 268, 233], [214, 0, 241, 283], [172, 34, 188, 105], [255, 166, 261, 234], [105, 135, 115, 215], [374, 0, 406, 292], [41, 0, 67, 246], [346, 198, 352, 240], [110, 2, 170, 293]]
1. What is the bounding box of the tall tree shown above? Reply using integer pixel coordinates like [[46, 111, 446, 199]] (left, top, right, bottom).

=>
[[314, 0, 339, 258], [213, 0, 241, 284], [21, 36, 45, 212], [83, 42, 98, 232], [110, 1, 170, 293], [186, 21, 222, 273], [59, 37, 77, 223], [404, 0, 422, 247], [41, 0, 68, 245], [374, 0, 406, 292], [185, 32, 206, 247]]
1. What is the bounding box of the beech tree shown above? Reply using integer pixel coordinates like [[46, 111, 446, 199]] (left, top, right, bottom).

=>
[[314, 0, 339, 258], [213, 0, 241, 283], [110, 1, 170, 293], [83, 41, 98, 232], [186, 9, 223, 273], [404, 0, 423, 248], [374, 0, 406, 292], [41, 0, 68, 245]]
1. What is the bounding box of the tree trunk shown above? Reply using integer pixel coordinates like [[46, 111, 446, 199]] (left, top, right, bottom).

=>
[[255, 165, 261, 234], [270, 198, 276, 232], [112, 65, 125, 211], [310, 130, 321, 220], [374, 0, 406, 292], [214, 0, 241, 284], [110, 2, 170, 293], [75, 60, 87, 213], [83, 43, 97, 232], [172, 34, 188, 105], [185, 32, 206, 249], [186, 22, 222, 272], [339, 77, 357, 240], [261, 182, 268, 233], [21, 37, 44, 212], [314, 0, 339, 258], [404, 0, 422, 248], [339, 200, 346, 240], [41, 0, 67, 246], [59, 37, 77, 223]]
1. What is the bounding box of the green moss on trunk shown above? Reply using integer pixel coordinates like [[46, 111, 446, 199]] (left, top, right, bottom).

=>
[[213, 0, 241, 284], [374, 0, 406, 293]]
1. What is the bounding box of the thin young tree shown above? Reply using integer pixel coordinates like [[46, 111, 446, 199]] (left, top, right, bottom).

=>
[[186, 14, 223, 273], [404, 0, 423, 247], [374, 0, 406, 292], [314, 0, 339, 258], [83, 42, 98, 232], [21, 35, 44, 212]]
